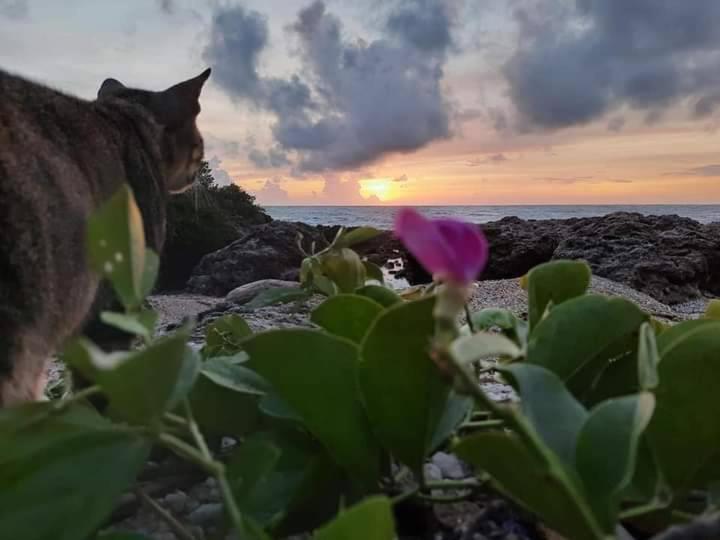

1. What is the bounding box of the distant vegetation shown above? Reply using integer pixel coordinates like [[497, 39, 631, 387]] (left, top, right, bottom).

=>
[[157, 161, 271, 291]]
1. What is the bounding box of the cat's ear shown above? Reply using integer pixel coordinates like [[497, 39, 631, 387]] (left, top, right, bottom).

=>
[[153, 68, 211, 126], [97, 78, 126, 99]]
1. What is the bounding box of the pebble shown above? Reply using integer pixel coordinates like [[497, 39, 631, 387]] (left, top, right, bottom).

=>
[[424, 462, 443, 482], [162, 491, 187, 514], [188, 503, 223, 525], [432, 452, 467, 480]]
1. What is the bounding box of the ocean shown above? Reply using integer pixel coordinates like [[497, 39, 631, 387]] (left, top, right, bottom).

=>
[[265, 205, 720, 229]]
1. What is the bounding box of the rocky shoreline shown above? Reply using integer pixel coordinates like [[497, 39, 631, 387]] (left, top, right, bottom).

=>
[[104, 210, 717, 539], [182, 212, 720, 306]]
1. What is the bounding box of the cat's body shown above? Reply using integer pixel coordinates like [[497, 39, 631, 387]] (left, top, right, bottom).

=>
[[0, 68, 210, 405]]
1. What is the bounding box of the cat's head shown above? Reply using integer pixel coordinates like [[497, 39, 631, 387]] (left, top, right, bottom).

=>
[[97, 69, 212, 193]]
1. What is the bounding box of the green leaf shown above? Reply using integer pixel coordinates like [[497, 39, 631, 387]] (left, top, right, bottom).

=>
[[311, 294, 384, 344], [704, 299, 720, 320], [429, 391, 473, 451], [100, 310, 157, 341], [646, 320, 720, 493], [244, 329, 380, 488], [526, 295, 647, 396], [622, 437, 669, 505], [240, 429, 345, 535], [313, 496, 395, 540], [0, 404, 150, 540], [334, 227, 382, 248], [140, 248, 160, 299], [228, 438, 282, 503], [66, 332, 200, 424], [363, 261, 385, 284], [188, 372, 263, 437], [470, 308, 528, 345], [637, 323, 660, 390], [456, 432, 605, 540], [259, 392, 304, 423], [502, 364, 587, 467], [359, 297, 449, 474], [526, 260, 591, 329], [355, 285, 402, 307], [321, 248, 367, 293], [314, 275, 340, 297], [201, 357, 269, 395], [245, 287, 312, 310], [451, 331, 522, 365], [86, 184, 146, 310], [576, 393, 656, 531], [203, 315, 253, 358]]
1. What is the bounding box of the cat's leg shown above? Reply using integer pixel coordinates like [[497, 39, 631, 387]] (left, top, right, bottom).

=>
[[0, 332, 50, 406]]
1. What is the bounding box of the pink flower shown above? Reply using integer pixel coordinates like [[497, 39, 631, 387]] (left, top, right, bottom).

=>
[[394, 208, 489, 285]]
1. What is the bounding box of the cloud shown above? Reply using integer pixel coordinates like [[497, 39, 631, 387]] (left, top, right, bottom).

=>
[[466, 153, 509, 166], [386, 0, 454, 52], [504, 0, 720, 130], [321, 176, 382, 205], [248, 147, 292, 169], [535, 176, 632, 185], [668, 164, 720, 177], [157, 0, 175, 15], [207, 156, 234, 186], [607, 117, 625, 132], [256, 178, 291, 205], [203, 0, 454, 173], [204, 134, 241, 159], [0, 0, 27, 19]]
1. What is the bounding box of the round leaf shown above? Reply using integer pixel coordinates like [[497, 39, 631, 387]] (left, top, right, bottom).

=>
[[244, 330, 381, 488], [359, 297, 449, 474], [311, 294, 384, 343]]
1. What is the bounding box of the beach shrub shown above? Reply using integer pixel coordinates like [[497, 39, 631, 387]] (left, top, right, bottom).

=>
[[157, 161, 271, 291], [2, 186, 720, 539]]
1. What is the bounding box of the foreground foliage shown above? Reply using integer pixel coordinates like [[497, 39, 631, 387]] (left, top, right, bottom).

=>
[[2, 185, 720, 539]]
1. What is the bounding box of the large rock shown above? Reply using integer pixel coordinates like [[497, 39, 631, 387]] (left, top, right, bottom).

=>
[[186, 221, 327, 296], [554, 213, 720, 304], [404, 212, 720, 305]]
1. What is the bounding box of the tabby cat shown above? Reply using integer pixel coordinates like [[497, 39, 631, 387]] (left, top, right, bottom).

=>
[[0, 67, 211, 405]]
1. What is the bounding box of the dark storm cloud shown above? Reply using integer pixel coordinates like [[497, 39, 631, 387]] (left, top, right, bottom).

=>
[[203, 0, 454, 172], [0, 0, 28, 19], [386, 0, 454, 52], [505, 0, 720, 130], [157, 0, 175, 15]]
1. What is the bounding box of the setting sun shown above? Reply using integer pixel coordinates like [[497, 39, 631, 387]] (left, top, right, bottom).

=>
[[360, 179, 392, 202]]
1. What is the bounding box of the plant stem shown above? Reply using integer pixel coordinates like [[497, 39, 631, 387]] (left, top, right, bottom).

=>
[[459, 419, 505, 430], [418, 492, 474, 504], [164, 412, 191, 428], [181, 398, 247, 538], [465, 304, 476, 333], [182, 399, 212, 461], [425, 479, 482, 490], [619, 501, 670, 520], [158, 433, 221, 476], [65, 384, 103, 405], [391, 487, 419, 505], [136, 488, 197, 540]]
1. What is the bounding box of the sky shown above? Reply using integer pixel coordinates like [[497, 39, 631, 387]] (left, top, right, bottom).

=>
[[3, 0, 720, 206]]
